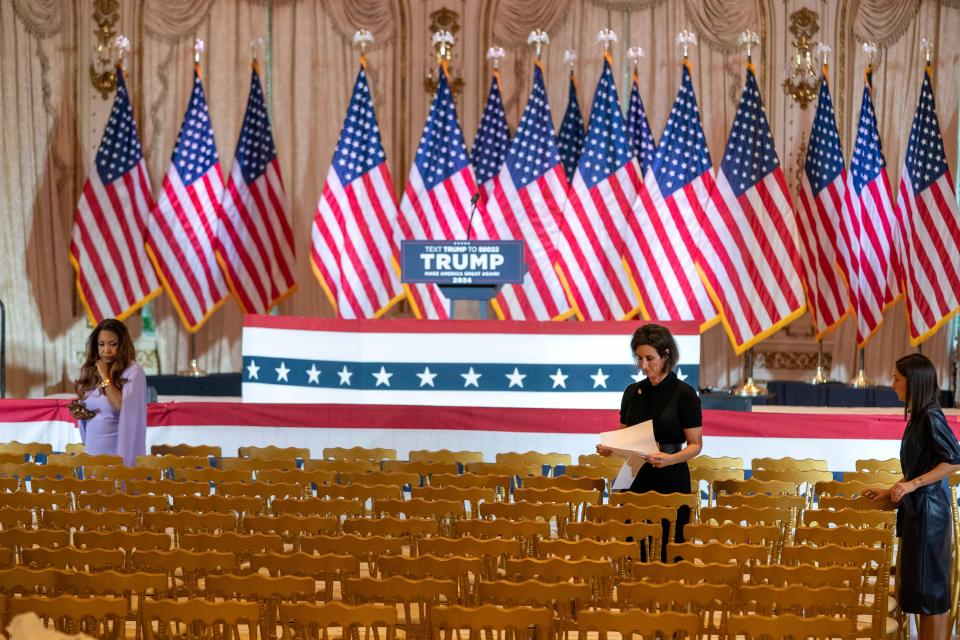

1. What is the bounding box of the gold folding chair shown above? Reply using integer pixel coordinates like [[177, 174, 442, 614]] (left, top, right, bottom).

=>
[[615, 581, 731, 638], [8, 594, 128, 639], [130, 548, 237, 598], [248, 552, 358, 601], [418, 536, 523, 580], [476, 580, 591, 640], [22, 546, 124, 572], [431, 604, 552, 640], [239, 445, 309, 462], [727, 613, 856, 639], [323, 446, 396, 461], [345, 576, 456, 640], [142, 599, 261, 640], [504, 557, 615, 607], [206, 572, 316, 639], [378, 554, 483, 605], [751, 457, 828, 473], [408, 450, 483, 465], [300, 534, 403, 578], [577, 609, 699, 639], [279, 601, 396, 640]]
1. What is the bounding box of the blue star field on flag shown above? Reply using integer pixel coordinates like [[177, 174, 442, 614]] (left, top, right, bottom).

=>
[[95, 69, 143, 183], [720, 67, 780, 197], [332, 67, 387, 185], [414, 69, 470, 191], [557, 76, 585, 182], [904, 72, 948, 192], [805, 74, 844, 194], [849, 74, 886, 194], [626, 77, 656, 175], [171, 70, 219, 185], [234, 68, 277, 184], [651, 64, 712, 198], [472, 74, 510, 185], [578, 57, 632, 190], [505, 65, 560, 189]]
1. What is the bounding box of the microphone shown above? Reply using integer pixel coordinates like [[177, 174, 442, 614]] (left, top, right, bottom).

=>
[[466, 192, 481, 240]]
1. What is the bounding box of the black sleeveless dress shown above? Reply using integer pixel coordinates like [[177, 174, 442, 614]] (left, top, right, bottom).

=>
[[897, 407, 960, 615], [619, 371, 701, 557]]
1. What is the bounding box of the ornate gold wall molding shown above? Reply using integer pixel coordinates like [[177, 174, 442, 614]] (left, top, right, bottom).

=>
[[90, 0, 121, 99]]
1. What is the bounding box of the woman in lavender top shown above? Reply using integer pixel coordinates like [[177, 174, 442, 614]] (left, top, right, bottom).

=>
[[68, 318, 147, 466]]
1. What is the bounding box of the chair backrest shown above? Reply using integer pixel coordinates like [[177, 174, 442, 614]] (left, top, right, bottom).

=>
[[609, 491, 697, 509], [801, 507, 895, 529], [273, 497, 363, 518], [374, 498, 466, 521], [668, 541, 770, 566], [479, 500, 569, 525], [243, 514, 339, 540], [539, 538, 637, 564], [616, 580, 732, 612], [142, 598, 261, 640], [205, 571, 317, 601], [688, 456, 744, 471], [321, 483, 403, 502], [817, 495, 895, 511], [303, 459, 382, 476], [339, 471, 421, 489], [219, 480, 304, 500], [577, 609, 700, 638], [278, 601, 397, 640], [412, 485, 498, 512], [8, 594, 128, 638], [583, 503, 678, 523], [854, 458, 901, 474], [136, 454, 211, 472], [751, 457, 828, 473], [496, 451, 571, 468], [431, 604, 553, 640], [700, 505, 796, 529], [429, 473, 512, 494], [738, 583, 860, 617], [0, 441, 53, 460], [341, 516, 439, 540], [409, 450, 483, 465], [794, 526, 893, 550], [750, 563, 862, 589], [83, 464, 159, 483], [727, 613, 856, 639], [238, 445, 309, 461], [683, 522, 782, 547], [173, 494, 263, 515], [323, 447, 396, 461], [0, 528, 70, 555], [74, 530, 171, 554], [151, 443, 222, 459], [126, 478, 210, 498], [76, 491, 168, 513], [576, 454, 628, 469], [51, 569, 169, 600], [841, 470, 902, 484], [453, 518, 550, 541], [43, 507, 138, 532], [22, 546, 124, 572], [630, 560, 741, 586], [131, 548, 236, 597], [464, 462, 542, 479], [381, 460, 459, 478], [180, 531, 284, 556], [504, 557, 615, 604], [0, 565, 59, 595], [221, 458, 300, 472], [715, 478, 799, 497], [257, 468, 337, 488], [30, 476, 115, 496]]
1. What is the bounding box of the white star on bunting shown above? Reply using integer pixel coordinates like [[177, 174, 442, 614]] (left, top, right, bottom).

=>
[[306, 364, 321, 384], [461, 367, 482, 388], [417, 366, 438, 388], [549, 368, 569, 389], [246, 360, 260, 380], [372, 366, 393, 387], [275, 362, 290, 382], [337, 365, 353, 386], [590, 368, 609, 388], [505, 367, 526, 389]]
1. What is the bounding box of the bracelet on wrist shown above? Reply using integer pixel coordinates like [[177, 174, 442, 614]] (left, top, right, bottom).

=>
[[99, 379, 112, 389]]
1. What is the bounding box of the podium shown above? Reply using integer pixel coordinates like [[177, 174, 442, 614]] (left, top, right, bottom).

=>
[[400, 240, 526, 319]]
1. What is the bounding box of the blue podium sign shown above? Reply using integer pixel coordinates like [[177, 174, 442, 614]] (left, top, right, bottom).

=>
[[400, 240, 525, 285]]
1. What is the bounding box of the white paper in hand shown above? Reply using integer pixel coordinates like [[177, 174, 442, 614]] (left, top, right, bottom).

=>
[[599, 420, 658, 491]]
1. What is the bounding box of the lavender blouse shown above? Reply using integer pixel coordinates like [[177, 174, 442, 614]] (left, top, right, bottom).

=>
[[77, 362, 147, 466]]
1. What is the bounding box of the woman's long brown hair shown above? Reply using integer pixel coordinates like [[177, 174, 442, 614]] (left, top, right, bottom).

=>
[[74, 318, 137, 398]]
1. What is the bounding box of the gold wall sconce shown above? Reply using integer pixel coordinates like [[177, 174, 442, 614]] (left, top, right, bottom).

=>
[[782, 7, 819, 108]]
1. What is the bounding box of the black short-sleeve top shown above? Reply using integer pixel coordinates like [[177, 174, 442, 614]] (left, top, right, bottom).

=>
[[619, 371, 702, 445]]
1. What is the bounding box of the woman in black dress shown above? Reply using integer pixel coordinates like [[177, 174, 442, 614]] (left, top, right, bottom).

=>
[[864, 354, 960, 640], [597, 324, 703, 557]]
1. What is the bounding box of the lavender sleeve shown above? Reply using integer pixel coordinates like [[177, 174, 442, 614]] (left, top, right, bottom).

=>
[[116, 363, 148, 466]]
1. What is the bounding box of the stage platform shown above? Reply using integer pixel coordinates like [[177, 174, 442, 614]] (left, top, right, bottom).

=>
[[2, 397, 957, 472]]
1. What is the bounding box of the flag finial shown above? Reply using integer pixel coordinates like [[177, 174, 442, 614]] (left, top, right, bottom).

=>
[[676, 30, 697, 59], [486, 45, 505, 71], [920, 37, 933, 64], [738, 30, 759, 62], [353, 29, 374, 60], [249, 36, 265, 63], [862, 41, 878, 65], [528, 30, 550, 60], [597, 29, 618, 55], [815, 42, 831, 68], [627, 46, 644, 70], [193, 38, 205, 64], [113, 35, 130, 68]]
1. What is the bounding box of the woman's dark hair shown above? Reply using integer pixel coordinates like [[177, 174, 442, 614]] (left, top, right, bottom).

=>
[[895, 353, 940, 418], [630, 323, 679, 374], [74, 318, 137, 397]]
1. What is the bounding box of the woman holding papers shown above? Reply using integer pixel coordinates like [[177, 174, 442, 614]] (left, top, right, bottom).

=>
[[597, 324, 702, 556], [864, 354, 960, 640]]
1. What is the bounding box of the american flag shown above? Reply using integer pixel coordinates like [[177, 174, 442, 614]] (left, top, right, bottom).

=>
[[626, 62, 717, 328], [146, 67, 229, 331], [840, 71, 901, 346], [311, 64, 404, 319], [795, 71, 852, 338], [476, 63, 572, 321], [217, 66, 296, 315], [625, 70, 656, 174], [472, 73, 510, 202], [700, 65, 805, 354], [70, 67, 160, 323], [397, 68, 479, 319], [894, 68, 960, 345], [555, 55, 641, 321], [556, 74, 585, 182]]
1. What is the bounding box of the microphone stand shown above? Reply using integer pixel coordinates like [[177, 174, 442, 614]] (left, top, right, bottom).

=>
[[466, 193, 480, 240]]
